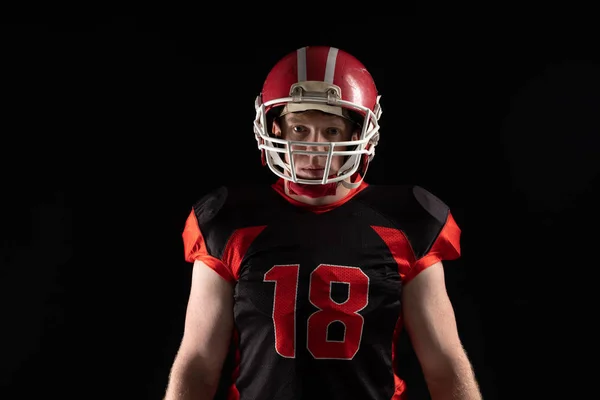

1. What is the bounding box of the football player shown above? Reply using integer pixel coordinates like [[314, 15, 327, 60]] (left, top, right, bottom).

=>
[[163, 46, 482, 400]]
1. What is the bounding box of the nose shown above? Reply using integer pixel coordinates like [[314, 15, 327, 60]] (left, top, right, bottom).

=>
[[300, 131, 330, 151], [299, 133, 330, 167]]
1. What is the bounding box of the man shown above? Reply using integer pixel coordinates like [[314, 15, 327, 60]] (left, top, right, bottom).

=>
[[163, 46, 482, 400]]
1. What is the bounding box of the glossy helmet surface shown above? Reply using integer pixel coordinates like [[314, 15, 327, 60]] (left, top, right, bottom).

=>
[[253, 46, 382, 186]]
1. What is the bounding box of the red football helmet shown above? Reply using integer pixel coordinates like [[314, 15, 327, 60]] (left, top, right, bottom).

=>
[[253, 46, 382, 187]]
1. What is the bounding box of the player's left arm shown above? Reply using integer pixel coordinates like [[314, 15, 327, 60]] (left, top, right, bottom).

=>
[[402, 261, 482, 400]]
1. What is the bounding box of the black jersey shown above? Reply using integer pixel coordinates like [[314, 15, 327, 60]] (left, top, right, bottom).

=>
[[182, 178, 461, 400]]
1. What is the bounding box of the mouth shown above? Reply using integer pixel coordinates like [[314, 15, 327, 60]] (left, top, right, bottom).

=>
[[298, 167, 326, 178]]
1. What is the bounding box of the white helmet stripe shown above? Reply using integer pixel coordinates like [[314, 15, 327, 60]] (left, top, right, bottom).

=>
[[324, 47, 339, 84], [297, 47, 307, 82]]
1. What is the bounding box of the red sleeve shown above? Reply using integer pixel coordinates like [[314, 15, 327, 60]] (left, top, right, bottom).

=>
[[404, 212, 461, 283], [182, 209, 235, 283]]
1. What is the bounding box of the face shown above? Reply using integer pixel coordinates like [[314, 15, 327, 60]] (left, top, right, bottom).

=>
[[272, 110, 359, 180]]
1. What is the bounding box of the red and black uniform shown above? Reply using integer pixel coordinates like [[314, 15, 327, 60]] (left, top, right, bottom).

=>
[[182, 178, 461, 400]]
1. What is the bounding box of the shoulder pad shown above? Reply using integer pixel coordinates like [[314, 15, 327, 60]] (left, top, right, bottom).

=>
[[412, 185, 450, 225], [193, 186, 228, 225], [357, 184, 454, 260]]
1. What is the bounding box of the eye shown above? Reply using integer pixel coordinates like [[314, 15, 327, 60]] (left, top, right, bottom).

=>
[[292, 125, 308, 133], [327, 127, 342, 136]]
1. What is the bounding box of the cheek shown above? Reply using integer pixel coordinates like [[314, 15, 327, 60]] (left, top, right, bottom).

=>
[[330, 154, 346, 168]]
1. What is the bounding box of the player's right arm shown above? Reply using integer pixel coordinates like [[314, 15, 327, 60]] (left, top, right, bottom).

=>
[[163, 260, 234, 400]]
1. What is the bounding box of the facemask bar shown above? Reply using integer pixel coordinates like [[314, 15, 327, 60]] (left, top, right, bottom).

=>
[[260, 135, 368, 184], [253, 94, 382, 185]]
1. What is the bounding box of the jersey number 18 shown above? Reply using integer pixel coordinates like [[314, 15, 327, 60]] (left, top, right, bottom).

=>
[[264, 264, 370, 360]]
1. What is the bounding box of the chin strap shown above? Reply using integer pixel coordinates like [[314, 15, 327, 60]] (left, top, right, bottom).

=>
[[341, 156, 369, 189], [341, 179, 361, 189]]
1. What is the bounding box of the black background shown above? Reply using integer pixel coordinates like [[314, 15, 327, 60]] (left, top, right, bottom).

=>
[[2, 8, 599, 400]]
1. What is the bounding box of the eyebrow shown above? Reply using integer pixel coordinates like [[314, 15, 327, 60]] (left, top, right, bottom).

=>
[[286, 115, 309, 123]]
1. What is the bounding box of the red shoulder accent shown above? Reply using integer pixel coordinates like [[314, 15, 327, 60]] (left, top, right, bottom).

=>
[[370, 226, 415, 281], [222, 226, 267, 280], [181, 209, 235, 283], [371, 212, 461, 283], [408, 212, 461, 281]]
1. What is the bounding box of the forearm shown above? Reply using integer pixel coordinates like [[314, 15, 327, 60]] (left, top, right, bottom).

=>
[[425, 353, 482, 400], [163, 357, 219, 400]]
